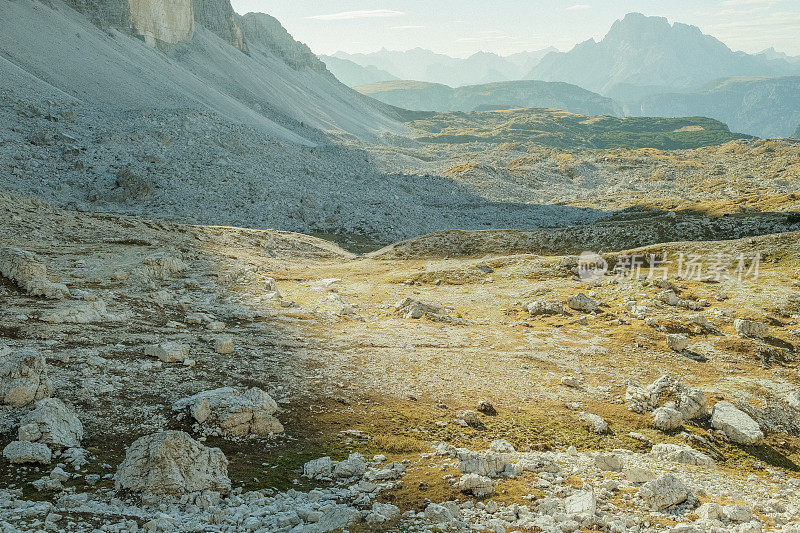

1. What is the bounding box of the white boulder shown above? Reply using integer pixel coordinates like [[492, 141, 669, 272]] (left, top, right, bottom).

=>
[[626, 375, 707, 420], [565, 490, 597, 516], [652, 406, 683, 431], [458, 473, 494, 497], [734, 319, 769, 339], [145, 341, 190, 363], [666, 333, 689, 352], [0, 247, 68, 299], [115, 431, 230, 495], [711, 401, 764, 445], [650, 443, 713, 466], [566, 293, 600, 313]]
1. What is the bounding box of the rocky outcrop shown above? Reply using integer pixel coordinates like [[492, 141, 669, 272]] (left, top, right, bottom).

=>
[[2, 441, 52, 465], [626, 375, 708, 420], [193, 0, 247, 52], [0, 347, 53, 407], [0, 247, 69, 299], [129, 0, 195, 46], [115, 431, 230, 495], [240, 13, 327, 71], [711, 401, 764, 445]]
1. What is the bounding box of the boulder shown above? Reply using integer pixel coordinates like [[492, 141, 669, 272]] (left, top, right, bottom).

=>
[[333, 453, 366, 478], [172, 387, 283, 437], [115, 431, 230, 495], [566, 293, 599, 313], [394, 297, 449, 319], [623, 465, 656, 483], [666, 334, 689, 352], [0, 247, 69, 299], [145, 341, 190, 363], [456, 410, 482, 428], [476, 399, 497, 416], [0, 347, 53, 407], [652, 406, 683, 431], [626, 375, 707, 420], [594, 453, 623, 472], [458, 473, 494, 497], [638, 474, 690, 510], [20, 398, 84, 449], [696, 502, 723, 520], [141, 254, 186, 280], [789, 391, 800, 410], [711, 401, 764, 445], [734, 319, 769, 339], [2, 441, 52, 464]]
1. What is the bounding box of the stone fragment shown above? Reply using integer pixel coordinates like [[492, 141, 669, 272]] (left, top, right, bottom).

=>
[[638, 474, 690, 510], [2, 441, 52, 464], [666, 334, 689, 352], [0, 347, 53, 407], [566, 293, 600, 313], [458, 473, 494, 497], [734, 319, 769, 339], [652, 406, 684, 431], [145, 341, 190, 363], [20, 398, 84, 449], [172, 387, 283, 437]]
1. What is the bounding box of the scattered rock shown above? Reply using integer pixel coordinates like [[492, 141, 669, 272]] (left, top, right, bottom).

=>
[[652, 406, 684, 431], [145, 341, 190, 363], [666, 333, 689, 352], [578, 411, 608, 433], [638, 474, 690, 510], [214, 336, 235, 354], [566, 293, 599, 313], [115, 431, 230, 495], [524, 300, 564, 316], [303, 457, 334, 480], [0, 347, 53, 407], [172, 387, 283, 437], [711, 401, 764, 445], [734, 318, 769, 339], [650, 443, 714, 466], [458, 473, 494, 497], [2, 441, 52, 464], [20, 398, 84, 449], [476, 399, 497, 416], [565, 490, 596, 515]]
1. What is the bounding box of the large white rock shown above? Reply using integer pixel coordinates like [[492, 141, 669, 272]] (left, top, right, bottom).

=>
[[333, 453, 366, 478], [0, 347, 53, 407], [2, 440, 52, 464], [638, 474, 690, 510], [20, 398, 84, 449], [666, 333, 689, 352], [172, 387, 283, 437], [626, 375, 707, 420], [303, 457, 334, 480], [578, 412, 608, 433], [711, 401, 764, 445], [115, 431, 230, 495], [0, 247, 68, 299], [129, 0, 195, 46], [524, 300, 564, 316], [789, 391, 800, 410]]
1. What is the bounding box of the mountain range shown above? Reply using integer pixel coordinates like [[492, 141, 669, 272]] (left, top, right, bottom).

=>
[[355, 80, 620, 117], [527, 12, 800, 103], [330, 47, 556, 88]]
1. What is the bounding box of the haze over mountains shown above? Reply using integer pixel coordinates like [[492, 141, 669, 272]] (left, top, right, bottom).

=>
[[324, 12, 800, 139]]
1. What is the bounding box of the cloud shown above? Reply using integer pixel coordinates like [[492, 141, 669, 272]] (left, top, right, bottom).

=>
[[720, 0, 775, 5], [391, 25, 425, 30], [307, 9, 404, 21], [566, 4, 591, 10]]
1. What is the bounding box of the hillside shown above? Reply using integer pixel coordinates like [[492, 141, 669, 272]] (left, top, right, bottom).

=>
[[356, 80, 621, 116], [0, 0, 402, 145], [406, 108, 748, 149], [318, 55, 398, 87], [334, 47, 554, 87], [635, 76, 800, 139], [528, 12, 800, 102]]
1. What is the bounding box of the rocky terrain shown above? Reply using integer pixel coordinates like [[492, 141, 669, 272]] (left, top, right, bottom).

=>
[[2, 1, 800, 532]]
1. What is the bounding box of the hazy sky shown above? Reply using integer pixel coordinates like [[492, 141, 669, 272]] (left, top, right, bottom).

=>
[[229, 0, 800, 57]]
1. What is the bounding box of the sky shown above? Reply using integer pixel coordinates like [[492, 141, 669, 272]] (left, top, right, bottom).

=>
[[229, 0, 800, 58]]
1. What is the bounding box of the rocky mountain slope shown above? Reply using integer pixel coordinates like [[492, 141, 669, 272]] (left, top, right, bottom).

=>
[[635, 76, 800, 139], [528, 13, 800, 103], [355, 80, 620, 116], [334, 47, 554, 87], [318, 55, 398, 87], [0, 0, 402, 145]]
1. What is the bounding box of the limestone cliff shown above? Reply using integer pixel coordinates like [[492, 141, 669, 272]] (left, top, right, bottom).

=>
[[129, 0, 194, 46], [193, 0, 247, 52]]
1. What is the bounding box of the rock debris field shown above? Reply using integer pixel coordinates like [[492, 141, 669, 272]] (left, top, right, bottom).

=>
[[1, 189, 800, 532]]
